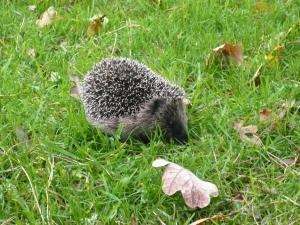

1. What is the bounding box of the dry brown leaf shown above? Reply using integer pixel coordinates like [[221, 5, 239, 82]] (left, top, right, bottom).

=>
[[259, 108, 274, 122], [213, 43, 243, 66], [152, 158, 219, 209], [283, 157, 300, 166], [130, 216, 138, 225], [28, 5, 37, 11], [259, 108, 279, 131], [87, 14, 108, 37], [248, 64, 263, 87], [189, 214, 227, 225], [16, 127, 30, 146], [27, 48, 36, 58], [233, 120, 263, 146], [36, 6, 57, 28]]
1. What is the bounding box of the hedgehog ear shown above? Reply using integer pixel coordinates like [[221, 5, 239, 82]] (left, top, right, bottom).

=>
[[150, 98, 166, 114]]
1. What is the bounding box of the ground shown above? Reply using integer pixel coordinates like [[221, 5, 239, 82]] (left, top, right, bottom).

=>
[[0, 0, 300, 224]]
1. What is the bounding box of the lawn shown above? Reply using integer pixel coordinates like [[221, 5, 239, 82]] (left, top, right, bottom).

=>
[[0, 0, 300, 224]]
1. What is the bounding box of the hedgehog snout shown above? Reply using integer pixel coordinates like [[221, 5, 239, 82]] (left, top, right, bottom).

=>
[[168, 122, 188, 144]]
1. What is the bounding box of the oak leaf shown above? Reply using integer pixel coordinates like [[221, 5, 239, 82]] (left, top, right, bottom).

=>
[[152, 158, 219, 208]]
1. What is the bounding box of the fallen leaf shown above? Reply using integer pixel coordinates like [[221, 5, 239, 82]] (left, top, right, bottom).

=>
[[254, 2, 272, 12], [213, 43, 243, 66], [87, 14, 108, 37], [27, 48, 36, 58], [130, 216, 138, 225], [189, 214, 227, 225], [259, 108, 274, 122], [28, 5, 37, 11], [36, 6, 57, 28], [265, 53, 276, 62], [265, 45, 284, 64], [233, 120, 263, 146], [283, 157, 300, 166], [152, 158, 219, 208], [16, 127, 31, 146], [248, 64, 263, 87]]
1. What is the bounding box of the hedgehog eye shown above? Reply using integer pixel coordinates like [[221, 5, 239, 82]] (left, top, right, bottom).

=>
[[151, 98, 165, 114], [168, 120, 174, 126]]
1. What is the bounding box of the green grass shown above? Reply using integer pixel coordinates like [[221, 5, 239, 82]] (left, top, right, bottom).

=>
[[1, 0, 300, 224]]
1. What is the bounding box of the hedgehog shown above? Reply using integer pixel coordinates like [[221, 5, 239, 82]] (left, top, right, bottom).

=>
[[70, 58, 189, 143]]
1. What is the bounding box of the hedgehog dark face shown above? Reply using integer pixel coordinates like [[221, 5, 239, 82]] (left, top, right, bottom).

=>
[[150, 98, 188, 143]]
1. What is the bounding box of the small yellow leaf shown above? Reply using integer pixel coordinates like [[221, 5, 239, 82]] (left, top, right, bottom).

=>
[[265, 53, 274, 61], [274, 45, 284, 51]]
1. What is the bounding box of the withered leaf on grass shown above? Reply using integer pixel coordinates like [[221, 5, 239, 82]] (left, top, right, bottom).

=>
[[152, 158, 219, 209], [254, 2, 272, 13], [36, 6, 58, 28], [87, 14, 108, 37], [212, 43, 243, 66], [189, 214, 227, 225], [259, 108, 274, 122], [259, 108, 280, 130], [130, 216, 138, 225], [283, 157, 300, 166], [233, 120, 263, 146]]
